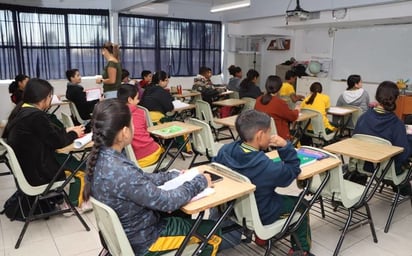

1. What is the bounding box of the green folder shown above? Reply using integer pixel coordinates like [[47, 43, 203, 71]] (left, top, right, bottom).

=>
[[152, 125, 185, 136], [272, 153, 317, 167]]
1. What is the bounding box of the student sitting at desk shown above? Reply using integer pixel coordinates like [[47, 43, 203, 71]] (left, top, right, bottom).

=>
[[192, 66, 222, 105], [300, 82, 336, 135], [255, 75, 299, 140], [213, 110, 313, 256], [353, 81, 412, 194], [139, 69, 153, 89], [8, 74, 29, 104], [239, 69, 262, 99], [66, 68, 99, 121], [279, 70, 305, 109], [227, 65, 242, 92], [139, 70, 174, 124], [2, 78, 86, 208], [117, 84, 163, 168], [121, 69, 143, 100], [83, 99, 221, 256], [336, 74, 370, 112]]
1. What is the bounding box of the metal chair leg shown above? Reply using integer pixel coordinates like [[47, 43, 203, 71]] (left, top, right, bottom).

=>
[[15, 196, 40, 249], [319, 196, 326, 218], [264, 238, 272, 256], [364, 203, 378, 242], [333, 209, 354, 256], [384, 186, 401, 233]]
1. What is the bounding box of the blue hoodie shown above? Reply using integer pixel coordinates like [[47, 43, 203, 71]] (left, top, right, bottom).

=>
[[354, 107, 410, 171], [213, 141, 300, 225]]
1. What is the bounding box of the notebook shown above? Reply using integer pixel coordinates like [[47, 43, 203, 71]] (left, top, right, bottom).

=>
[[272, 153, 317, 168], [85, 88, 101, 101], [151, 125, 185, 136]]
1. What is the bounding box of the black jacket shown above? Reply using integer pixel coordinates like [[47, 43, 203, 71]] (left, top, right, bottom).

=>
[[140, 85, 174, 114], [3, 106, 77, 186], [66, 83, 98, 120]]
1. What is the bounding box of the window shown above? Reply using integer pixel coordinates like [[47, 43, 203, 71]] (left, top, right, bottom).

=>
[[119, 14, 221, 77], [0, 4, 109, 80]]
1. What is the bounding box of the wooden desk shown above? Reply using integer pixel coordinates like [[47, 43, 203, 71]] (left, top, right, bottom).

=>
[[212, 98, 247, 107], [323, 138, 403, 164], [148, 121, 202, 171], [291, 111, 318, 146], [172, 90, 201, 99], [214, 115, 238, 128], [327, 106, 359, 137], [181, 165, 255, 214], [323, 137, 403, 205], [56, 141, 93, 154], [266, 150, 340, 180], [296, 111, 317, 122], [48, 100, 70, 115], [177, 164, 255, 255], [219, 90, 234, 97], [395, 95, 412, 120]]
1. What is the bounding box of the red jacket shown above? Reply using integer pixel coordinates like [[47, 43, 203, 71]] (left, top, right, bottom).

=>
[[255, 95, 299, 140]]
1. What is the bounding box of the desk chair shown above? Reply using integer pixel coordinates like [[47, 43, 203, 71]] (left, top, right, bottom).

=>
[[270, 117, 278, 135], [331, 106, 363, 137], [0, 138, 90, 249], [186, 118, 224, 168], [137, 105, 154, 127], [124, 144, 168, 173], [210, 163, 302, 256], [309, 147, 377, 256], [350, 134, 412, 233], [195, 100, 235, 141], [90, 197, 197, 256], [61, 112, 74, 128], [300, 108, 338, 146], [69, 101, 90, 125], [240, 97, 256, 112], [229, 91, 239, 99]]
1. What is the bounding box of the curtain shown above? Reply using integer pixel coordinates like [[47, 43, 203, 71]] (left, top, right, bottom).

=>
[[0, 10, 19, 79]]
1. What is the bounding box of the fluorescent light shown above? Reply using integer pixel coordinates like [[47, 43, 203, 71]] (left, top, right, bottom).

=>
[[210, 0, 251, 13]]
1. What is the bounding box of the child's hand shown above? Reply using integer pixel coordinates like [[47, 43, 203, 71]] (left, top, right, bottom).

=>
[[202, 173, 213, 188], [67, 125, 85, 138], [269, 135, 287, 148]]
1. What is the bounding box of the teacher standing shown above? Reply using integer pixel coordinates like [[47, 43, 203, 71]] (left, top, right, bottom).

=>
[[96, 41, 122, 99]]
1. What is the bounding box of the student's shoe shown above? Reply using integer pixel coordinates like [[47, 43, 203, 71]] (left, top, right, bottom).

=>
[[254, 236, 267, 246], [181, 151, 193, 157], [79, 200, 93, 213], [288, 248, 316, 256]]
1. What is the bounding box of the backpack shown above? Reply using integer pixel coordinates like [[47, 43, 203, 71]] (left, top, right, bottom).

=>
[[1, 191, 56, 222]]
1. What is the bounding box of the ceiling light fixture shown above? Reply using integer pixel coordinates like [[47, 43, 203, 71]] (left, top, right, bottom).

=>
[[210, 0, 251, 13]]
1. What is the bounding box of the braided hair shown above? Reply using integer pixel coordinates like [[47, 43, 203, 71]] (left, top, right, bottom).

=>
[[83, 99, 131, 201], [305, 82, 323, 105]]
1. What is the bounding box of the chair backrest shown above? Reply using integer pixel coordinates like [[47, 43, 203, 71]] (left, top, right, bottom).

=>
[[137, 105, 154, 127], [351, 134, 406, 185], [270, 117, 278, 135], [240, 97, 256, 112], [305, 146, 361, 208], [124, 144, 139, 167], [229, 91, 239, 99], [210, 162, 299, 240], [195, 100, 222, 129], [280, 95, 295, 110], [344, 106, 363, 130], [186, 118, 223, 157], [61, 112, 74, 128], [301, 108, 336, 141], [69, 101, 87, 124], [90, 197, 135, 256], [0, 138, 64, 196]]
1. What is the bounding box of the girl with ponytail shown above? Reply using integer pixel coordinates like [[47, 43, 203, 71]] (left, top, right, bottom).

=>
[[8, 74, 29, 104], [300, 82, 336, 134], [84, 99, 220, 256]]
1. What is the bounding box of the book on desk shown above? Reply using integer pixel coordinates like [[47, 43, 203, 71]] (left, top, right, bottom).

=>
[[272, 148, 329, 167]]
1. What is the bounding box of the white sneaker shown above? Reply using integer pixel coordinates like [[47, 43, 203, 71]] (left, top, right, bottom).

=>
[[79, 200, 93, 213]]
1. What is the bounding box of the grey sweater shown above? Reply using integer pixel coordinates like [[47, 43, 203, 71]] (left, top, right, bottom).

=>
[[336, 88, 370, 112]]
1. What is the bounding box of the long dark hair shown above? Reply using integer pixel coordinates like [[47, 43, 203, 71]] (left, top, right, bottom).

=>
[[150, 70, 169, 86], [8, 78, 53, 122], [347, 74, 361, 90], [240, 69, 259, 89], [375, 81, 399, 112], [83, 99, 131, 201], [260, 75, 282, 105], [8, 74, 29, 93], [305, 82, 323, 105]]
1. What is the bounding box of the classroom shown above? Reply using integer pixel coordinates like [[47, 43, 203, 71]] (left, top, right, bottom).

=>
[[0, 0, 412, 255]]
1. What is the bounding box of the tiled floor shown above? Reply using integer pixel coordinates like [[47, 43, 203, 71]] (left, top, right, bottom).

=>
[[0, 146, 412, 256]]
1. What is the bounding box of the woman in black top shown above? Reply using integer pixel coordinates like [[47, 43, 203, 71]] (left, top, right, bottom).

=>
[[139, 70, 174, 123], [239, 69, 262, 99]]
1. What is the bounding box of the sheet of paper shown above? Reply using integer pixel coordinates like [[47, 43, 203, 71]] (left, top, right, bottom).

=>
[[74, 132, 93, 149], [328, 107, 352, 115], [86, 88, 101, 102], [51, 95, 62, 104], [172, 100, 190, 109]]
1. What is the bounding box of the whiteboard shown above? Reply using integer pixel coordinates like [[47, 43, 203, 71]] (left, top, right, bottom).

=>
[[332, 24, 412, 83]]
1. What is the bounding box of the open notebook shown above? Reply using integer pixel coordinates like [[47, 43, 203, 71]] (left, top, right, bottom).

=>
[[158, 168, 215, 202]]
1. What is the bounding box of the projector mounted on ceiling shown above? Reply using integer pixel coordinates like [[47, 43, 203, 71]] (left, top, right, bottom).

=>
[[286, 0, 310, 21]]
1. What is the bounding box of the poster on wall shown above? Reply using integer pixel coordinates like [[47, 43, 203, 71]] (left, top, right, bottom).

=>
[[267, 38, 290, 50]]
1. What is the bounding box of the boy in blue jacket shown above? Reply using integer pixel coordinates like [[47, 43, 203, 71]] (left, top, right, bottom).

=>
[[213, 110, 313, 256]]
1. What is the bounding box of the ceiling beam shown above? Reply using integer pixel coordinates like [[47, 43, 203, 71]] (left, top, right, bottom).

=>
[[111, 0, 155, 12]]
